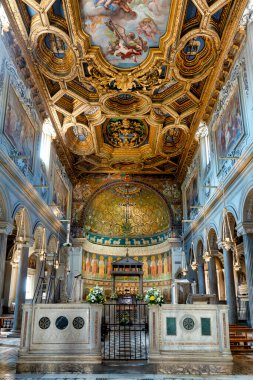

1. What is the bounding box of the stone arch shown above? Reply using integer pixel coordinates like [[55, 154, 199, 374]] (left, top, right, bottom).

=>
[[207, 228, 218, 250], [0, 184, 11, 222], [33, 223, 46, 251], [218, 206, 238, 243], [242, 188, 253, 222], [12, 204, 31, 241], [47, 234, 58, 253], [196, 239, 204, 263]]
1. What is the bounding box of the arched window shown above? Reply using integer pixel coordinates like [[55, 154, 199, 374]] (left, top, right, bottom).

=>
[[196, 121, 210, 172], [40, 118, 55, 171]]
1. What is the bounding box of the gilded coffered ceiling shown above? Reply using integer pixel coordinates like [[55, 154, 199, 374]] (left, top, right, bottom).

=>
[[2, 0, 247, 181]]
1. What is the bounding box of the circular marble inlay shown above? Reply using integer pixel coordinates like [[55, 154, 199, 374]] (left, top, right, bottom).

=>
[[38, 317, 50, 329], [183, 317, 195, 330], [73, 316, 85, 329], [55, 316, 68, 330]]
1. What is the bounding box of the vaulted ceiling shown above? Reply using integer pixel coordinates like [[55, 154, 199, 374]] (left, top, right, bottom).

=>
[[2, 0, 247, 182]]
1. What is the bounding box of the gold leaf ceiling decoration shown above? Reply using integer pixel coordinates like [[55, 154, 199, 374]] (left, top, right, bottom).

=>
[[2, 0, 247, 181]]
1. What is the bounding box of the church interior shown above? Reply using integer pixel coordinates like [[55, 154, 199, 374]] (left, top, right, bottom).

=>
[[0, 0, 253, 378]]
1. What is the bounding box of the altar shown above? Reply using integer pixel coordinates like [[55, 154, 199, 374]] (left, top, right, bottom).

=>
[[111, 254, 144, 295]]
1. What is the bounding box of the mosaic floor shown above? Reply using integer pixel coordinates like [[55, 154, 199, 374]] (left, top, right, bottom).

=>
[[1, 337, 253, 380]]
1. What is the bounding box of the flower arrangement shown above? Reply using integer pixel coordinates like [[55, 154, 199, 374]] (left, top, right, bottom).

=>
[[86, 285, 106, 304], [136, 293, 144, 301], [110, 292, 118, 300], [119, 311, 132, 326], [144, 287, 164, 306]]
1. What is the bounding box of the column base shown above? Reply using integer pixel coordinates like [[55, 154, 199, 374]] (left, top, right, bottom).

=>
[[8, 329, 21, 338]]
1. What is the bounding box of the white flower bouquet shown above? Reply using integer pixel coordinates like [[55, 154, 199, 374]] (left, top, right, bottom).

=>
[[144, 287, 164, 306], [86, 285, 106, 304]]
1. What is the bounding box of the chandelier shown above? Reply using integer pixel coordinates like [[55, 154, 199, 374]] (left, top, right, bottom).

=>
[[181, 226, 188, 276], [202, 228, 212, 262]]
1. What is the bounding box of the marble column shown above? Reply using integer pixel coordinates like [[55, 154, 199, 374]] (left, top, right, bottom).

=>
[[0, 232, 8, 314], [223, 248, 237, 324], [112, 276, 115, 293], [139, 274, 143, 295], [242, 232, 253, 327], [208, 257, 218, 297], [198, 264, 206, 294], [217, 269, 226, 300], [11, 244, 29, 334], [8, 263, 19, 309]]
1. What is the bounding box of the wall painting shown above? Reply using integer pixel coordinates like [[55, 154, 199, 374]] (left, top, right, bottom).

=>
[[186, 174, 199, 219], [3, 83, 35, 171], [215, 84, 244, 170], [52, 169, 69, 218]]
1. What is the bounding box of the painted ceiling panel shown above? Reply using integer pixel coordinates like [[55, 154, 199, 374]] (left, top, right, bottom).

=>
[[79, 0, 171, 68], [1, 0, 247, 181]]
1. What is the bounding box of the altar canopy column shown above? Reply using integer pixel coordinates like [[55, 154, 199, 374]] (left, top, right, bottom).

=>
[[11, 242, 30, 334], [139, 274, 143, 295], [223, 248, 237, 324], [208, 254, 218, 297], [242, 232, 253, 327], [112, 275, 115, 293]]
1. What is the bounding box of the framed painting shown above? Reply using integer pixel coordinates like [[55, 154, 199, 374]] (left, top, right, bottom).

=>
[[214, 83, 244, 171], [52, 169, 69, 218], [3, 82, 36, 171], [185, 173, 199, 219]]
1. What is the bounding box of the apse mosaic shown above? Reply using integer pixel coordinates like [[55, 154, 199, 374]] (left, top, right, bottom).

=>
[[79, 0, 171, 68], [104, 118, 148, 148], [84, 182, 170, 237], [82, 251, 172, 281], [72, 176, 182, 240], [86, 230, 169, 246]]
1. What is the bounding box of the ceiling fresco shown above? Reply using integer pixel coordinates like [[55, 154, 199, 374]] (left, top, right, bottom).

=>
[[2, 0, 247, 181], [79, 0, 171, 68]]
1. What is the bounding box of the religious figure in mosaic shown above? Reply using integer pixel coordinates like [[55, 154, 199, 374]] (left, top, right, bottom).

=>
[[142, 256, 148, 277], [150, 255, 157, 277], [158, 254, 163, 276], [99, 256, 105, 276], [91, 253, 98, 275]]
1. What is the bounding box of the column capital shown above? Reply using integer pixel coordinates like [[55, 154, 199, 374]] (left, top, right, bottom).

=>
[[0, 221, 14, 235], [15, 237, 35, 247], [236, 222, 253, 236]]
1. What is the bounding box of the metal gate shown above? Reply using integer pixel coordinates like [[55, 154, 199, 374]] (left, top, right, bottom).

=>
[[102, 303, 148, 360]]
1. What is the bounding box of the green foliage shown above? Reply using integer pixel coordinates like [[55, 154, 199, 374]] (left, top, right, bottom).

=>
[[144, 287, 164, 306], [86, 285, 106, 304]]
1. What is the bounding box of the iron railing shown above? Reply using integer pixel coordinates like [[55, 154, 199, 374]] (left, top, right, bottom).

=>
[[102, 302, 148, 361]]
